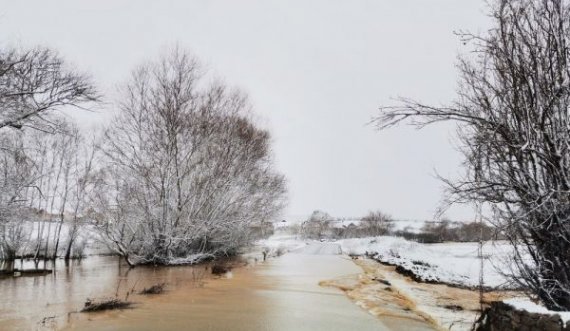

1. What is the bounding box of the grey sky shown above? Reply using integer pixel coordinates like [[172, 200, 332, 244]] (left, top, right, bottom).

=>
[[1, 1, 489, 221]]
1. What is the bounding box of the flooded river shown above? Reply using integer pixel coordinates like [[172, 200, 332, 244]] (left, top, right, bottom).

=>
[[0, 248, 436, 330]]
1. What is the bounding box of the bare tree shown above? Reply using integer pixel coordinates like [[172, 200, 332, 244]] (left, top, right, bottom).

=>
[[375, 0, 570, 310], [420, 220, 456, 243], [95, 48, 286, 266], [0, 46, 98, 132], [0, 131, 35, 259], [60, 127, 98, 260], [360, 211, 394, 236], [301, 210, 333, 239]]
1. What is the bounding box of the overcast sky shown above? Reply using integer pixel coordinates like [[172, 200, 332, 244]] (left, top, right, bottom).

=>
[[1, 1, 490, 221]]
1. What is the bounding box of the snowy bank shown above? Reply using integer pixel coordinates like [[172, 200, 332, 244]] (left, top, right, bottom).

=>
[[338, 236, 513, 289]]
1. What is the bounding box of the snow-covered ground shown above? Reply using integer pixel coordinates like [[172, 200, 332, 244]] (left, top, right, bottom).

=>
[[338, 236, 514, 289]]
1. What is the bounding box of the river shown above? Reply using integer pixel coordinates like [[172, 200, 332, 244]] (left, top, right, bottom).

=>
[[0, 245, 436, 330]]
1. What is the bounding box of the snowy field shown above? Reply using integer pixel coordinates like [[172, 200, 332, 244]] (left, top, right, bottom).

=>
[[338, 236, 514, 289]]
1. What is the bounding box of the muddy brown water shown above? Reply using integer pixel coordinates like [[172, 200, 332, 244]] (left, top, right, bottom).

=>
[[0, 253, 436, 330]]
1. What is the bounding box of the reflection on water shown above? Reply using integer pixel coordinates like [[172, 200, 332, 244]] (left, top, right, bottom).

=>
[[0, 254, 435, 331]]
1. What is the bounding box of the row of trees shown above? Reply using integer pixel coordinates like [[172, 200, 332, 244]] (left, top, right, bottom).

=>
[[299, 210, 393, 240], [396, 220, 496, 244], [0, 126, 97, 261], [299, 210, 393, 239], [0, 47, 286, 265], [0, 47, 98, 261], [298, 209, 494, 242]]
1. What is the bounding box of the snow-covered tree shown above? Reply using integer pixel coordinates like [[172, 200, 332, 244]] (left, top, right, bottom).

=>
[[360, 211, 394, 236], [0, 122, 99, 260], [0, 46, 98, 132], [94, 49, 286, 266], [0, 131, 34, 259], [301, 210, 333, 239]]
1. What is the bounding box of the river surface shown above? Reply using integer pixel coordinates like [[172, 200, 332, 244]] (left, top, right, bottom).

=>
[[0, 246, 436, 330]]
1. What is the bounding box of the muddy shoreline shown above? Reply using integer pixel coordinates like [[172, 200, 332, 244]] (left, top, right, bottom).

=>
[[327, 256, 520, 331]]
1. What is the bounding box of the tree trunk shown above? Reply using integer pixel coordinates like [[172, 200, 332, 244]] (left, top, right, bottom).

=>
[[64, 235, 73, 260]]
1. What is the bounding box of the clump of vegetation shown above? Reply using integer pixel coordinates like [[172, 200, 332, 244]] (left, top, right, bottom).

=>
[[39, 316, 56, 327], [81, 298, 132, 312], [69, 240, 88, 260], [387, 249, 400, 259], [411, 260, 431, 267], [211, 264, 232, 275], [274, 247, 286, 257], [139, 283, 166, 295]]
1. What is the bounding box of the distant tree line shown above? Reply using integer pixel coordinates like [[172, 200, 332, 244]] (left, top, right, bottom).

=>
[[394, 219, 498, 244], [298, 210, 495, 243]]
